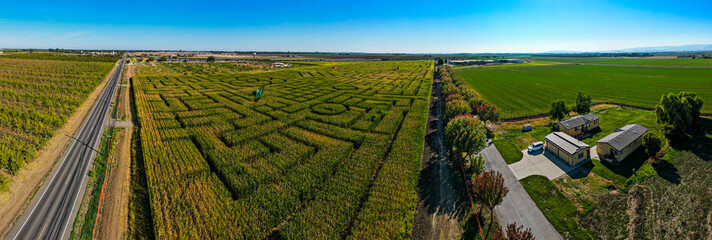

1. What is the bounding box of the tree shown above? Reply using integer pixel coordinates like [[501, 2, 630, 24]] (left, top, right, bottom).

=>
[[146, 57, 155, 62], [655, 92, 704, 138], [549, 100, 569, 121], [445, 99, 472, 121], [473, 103, 500, 124], [472, 170, 509, 240], [445, 115, 488, 160], [574, 92, 592, 114], [469, 154, 486, 176], [494, 222, 535, 240], [158, 56, 168, 62], [207, 56, 216, 63], [642, 132, 662, 160]]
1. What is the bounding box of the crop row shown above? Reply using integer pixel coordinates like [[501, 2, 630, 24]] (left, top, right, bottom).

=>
[[133, 61, 434, 238], [0, 58, 115, 176]]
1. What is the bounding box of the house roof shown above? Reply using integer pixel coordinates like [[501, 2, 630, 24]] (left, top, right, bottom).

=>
[[557, 113, 599, 129], [596, 124, 648, 151], [545, 132, 591, 156]]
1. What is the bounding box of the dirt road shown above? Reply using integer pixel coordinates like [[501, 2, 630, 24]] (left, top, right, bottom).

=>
[[412, 71, 466, 239], [97, 65, 134, 240]]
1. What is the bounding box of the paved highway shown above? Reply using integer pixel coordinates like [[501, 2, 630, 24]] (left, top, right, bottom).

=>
[[5, 56, 125, 240]]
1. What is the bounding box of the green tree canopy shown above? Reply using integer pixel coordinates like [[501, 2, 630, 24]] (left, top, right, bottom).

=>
[[445, 114, 488, 159], [642, 132, 662, 160], [207, 56, 216, 63], [654, 91, 704, 137], [549, 100, 568, 121], [574, 92, 592, 114]]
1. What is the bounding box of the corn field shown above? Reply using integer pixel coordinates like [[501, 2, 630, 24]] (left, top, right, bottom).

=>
[[132, 61, 434, 239]]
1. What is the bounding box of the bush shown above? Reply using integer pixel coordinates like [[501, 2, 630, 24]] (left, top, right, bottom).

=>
[[642, 132, 662, 160], [445, 93, 465, 103], [0, 174, 8, 193]]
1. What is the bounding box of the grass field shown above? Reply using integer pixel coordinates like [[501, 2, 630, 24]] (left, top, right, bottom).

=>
[[520, 175, 594, 239], [456, 64, 712, 118], [508, 105, 712, 239], [0, 56, 117, 183], [456, 61, 564, 69], [529, 56, 712, 66], [492, 140, 523, 164], [132, 61, 433, 239]]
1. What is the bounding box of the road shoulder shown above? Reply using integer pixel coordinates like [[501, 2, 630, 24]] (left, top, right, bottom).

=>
[[0, 60, 120, 238]]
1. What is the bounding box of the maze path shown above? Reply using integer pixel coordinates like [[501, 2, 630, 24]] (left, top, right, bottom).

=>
[[134, 61, 434, 239]]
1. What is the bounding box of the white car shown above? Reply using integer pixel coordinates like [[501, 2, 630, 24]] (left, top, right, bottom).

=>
[[527, 141, 544, 152]]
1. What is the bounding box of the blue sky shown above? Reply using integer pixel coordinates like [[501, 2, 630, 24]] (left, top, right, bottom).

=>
[[1, 0, 711, 53]]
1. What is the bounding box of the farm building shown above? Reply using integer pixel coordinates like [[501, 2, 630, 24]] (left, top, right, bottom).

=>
[[544, 132, 591, 166], [554, 113, 599, 139], [272, 62, 292, 68], [500, 59, 524, 63], [596, 124, 648, 164]]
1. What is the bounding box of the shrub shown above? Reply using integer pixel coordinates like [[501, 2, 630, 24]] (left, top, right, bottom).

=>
[[0, 174, 8, 193], [494, 222, 535, 240], [642, 132, 662, 160], [445, 93, 465, 103]]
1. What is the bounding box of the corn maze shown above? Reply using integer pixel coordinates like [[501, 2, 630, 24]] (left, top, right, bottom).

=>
[[133, 61, 434, 239]]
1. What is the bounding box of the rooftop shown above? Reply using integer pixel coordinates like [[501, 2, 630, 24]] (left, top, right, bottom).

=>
[[545, 132, 590, 156], [558, 113, 599, 129], [597, 124, 649, 150]]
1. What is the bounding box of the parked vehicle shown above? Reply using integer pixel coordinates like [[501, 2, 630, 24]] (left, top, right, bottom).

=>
[[528, 141, 544, 152]]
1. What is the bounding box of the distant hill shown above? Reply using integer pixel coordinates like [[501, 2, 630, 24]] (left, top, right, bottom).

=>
[[606, 44, 712, 53], [539, 44, 712, 54]]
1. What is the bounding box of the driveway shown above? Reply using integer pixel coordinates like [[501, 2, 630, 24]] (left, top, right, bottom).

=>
[[509, 149, 586, 180], [481, 143, 563, 240]]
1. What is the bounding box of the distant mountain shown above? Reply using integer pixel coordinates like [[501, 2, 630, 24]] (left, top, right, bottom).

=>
[[604, 44, 712, 53], [540, 50, 583, 54], [538, 44, 712, 54]]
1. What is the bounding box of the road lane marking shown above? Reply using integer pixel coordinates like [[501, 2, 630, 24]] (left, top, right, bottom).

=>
[[37, 224, 46, 240], [11, 58, 125, 240]]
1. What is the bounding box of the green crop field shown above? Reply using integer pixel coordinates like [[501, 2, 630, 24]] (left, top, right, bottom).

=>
[[456, 64, 712, 118], [132, 61, 433, 239], [530, 56, 712, 66], [0, 56, 117, 181]]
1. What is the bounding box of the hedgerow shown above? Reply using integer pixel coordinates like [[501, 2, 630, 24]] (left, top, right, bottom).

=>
[[441, 66, 500, 123]]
